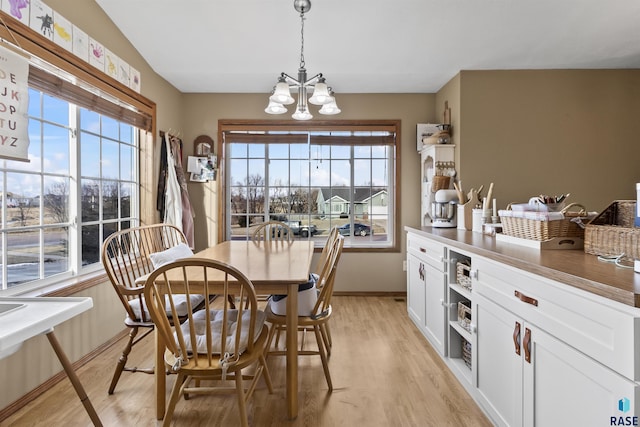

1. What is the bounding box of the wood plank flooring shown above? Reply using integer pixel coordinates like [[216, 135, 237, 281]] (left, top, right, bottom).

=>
[[1, 296, 492, 427]]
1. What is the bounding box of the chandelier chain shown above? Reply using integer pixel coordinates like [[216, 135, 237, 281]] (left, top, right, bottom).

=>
[[299, 11, 305, 69]]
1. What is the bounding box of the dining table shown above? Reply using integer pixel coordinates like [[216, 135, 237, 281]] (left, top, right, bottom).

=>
[[153, 239, 314, 421]]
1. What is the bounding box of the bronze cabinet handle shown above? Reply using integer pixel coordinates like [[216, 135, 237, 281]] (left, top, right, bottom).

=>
[[523, 327, 532, 363], [513, 321, 521, 356], [515, 290, 538, 307]]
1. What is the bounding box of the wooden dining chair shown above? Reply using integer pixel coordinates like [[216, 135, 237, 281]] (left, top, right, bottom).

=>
[[251, 220, 294, 242], [249, 220, 295, 305], [272, 226, 340, 349], [265, 234, 344, 391], [101, 223, 202, 394], [143, 257, 273, 427]]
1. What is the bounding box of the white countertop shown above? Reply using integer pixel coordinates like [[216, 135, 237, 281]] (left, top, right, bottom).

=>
[[0, 296, 93, 359]]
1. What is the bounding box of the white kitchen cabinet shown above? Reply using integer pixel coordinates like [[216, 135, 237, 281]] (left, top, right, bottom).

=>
[[406, 233, 447, 355], [473, 255, 640, 427], [405, 228, 640, 427], [476, 293, 639, 427]]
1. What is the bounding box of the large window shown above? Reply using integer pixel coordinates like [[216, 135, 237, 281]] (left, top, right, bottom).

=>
[[0, 88, 139, 292], [221, 121, 399, 250]]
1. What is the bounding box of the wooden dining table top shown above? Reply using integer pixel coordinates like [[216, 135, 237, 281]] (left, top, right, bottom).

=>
[[193, 240, 314, 289]]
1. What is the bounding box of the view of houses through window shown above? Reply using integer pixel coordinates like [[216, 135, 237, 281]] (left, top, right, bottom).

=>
[[0, 87, 139, 291], [225, 130, 395, 248]]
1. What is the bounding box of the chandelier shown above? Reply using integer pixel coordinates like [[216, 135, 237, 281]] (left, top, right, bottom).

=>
[[264, 0, 340, 120]]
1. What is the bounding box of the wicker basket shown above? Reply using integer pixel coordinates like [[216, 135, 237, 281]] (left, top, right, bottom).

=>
[[461, 338, 472, 369], [456, 261, 472, 290], [431, 175, 450, 192], [458, 301, 472, 332], [500, 203, 587, 241], [584, 200, 640, 258]]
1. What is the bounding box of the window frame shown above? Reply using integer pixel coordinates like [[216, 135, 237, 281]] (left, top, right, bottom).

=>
[[218, 119, 401, 252]]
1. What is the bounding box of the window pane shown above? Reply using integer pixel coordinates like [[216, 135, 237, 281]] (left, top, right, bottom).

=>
[[269, 144, 288, 159], [43, 123, 70, 173], [330, 160, 351, 186], [43, 177, 69, 224], [269, 159, 289, 186], [44, 227, 69, 279], [290, 160, 309, 187], [80, 108, 100, 133], [290, 143, 308, 159], [102, 180, 119, 220], [43, 94, 69, 125], [354, 159, 371, 186], [248, 144, 264, 158], [6, 172, 39, 229], [27, 119, 42, 172], [28, 88, 41, 117], [102, 139, 120, 180], [81, 224, 99, 265], [101, 116, 118, 140], [120, 123, 133, 143], [229, 159, 247, 186], [120, 144, 133, 181], [120, 182, 132, 218], [7, 230, 40, 286], [80, 132, 100, 177], [81, 178, 100, 222]]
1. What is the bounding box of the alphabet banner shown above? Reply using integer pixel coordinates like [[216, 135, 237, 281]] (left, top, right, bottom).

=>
[[0, 45, 29, 162]]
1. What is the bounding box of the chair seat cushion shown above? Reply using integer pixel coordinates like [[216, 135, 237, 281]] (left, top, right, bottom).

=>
[[269, 274, 319, 317], [128, 294, 205, 321], [177, 308, 266, 355]]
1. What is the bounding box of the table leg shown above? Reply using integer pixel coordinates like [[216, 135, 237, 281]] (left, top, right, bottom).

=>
[[45, 330, 103, 427], [286, 283, 299, 419], [155, 329, 165, 420]]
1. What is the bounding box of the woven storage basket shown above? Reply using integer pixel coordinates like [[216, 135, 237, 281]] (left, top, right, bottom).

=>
[[431, 175, 450, 192], [500, 203, 586, 241], [584, 200, 640, 258]]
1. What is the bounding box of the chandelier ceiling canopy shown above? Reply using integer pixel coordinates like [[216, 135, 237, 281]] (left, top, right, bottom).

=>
[[265, 0, 340, 120]]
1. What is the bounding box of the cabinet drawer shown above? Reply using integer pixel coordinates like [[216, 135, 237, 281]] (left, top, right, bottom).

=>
[[407, 233, 445, 270], [473, 256, 640, 381]]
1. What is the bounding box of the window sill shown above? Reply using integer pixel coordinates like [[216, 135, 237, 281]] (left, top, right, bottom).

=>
[[10, 270, 108, 298]]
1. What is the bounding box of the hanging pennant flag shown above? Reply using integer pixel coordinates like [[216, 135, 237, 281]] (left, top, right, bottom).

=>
[[0, 44, 30, 162]]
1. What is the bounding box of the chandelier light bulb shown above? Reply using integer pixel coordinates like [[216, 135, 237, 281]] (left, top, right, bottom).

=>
[[264, 100, 288, 114], [319, 99, 341, 115], [266, 0, 340, 120], [269, 81, 295, 105], [309, 80, 332, 105]]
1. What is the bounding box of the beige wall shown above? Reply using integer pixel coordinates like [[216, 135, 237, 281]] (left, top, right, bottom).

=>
[[455, 69, 640, 213]]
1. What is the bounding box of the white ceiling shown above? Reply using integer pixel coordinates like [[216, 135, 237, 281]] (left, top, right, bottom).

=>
[[95, 0, 640, 94]]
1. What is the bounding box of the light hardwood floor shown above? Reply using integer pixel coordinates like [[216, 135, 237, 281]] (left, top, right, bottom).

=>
[[2, 296, 492, 427]]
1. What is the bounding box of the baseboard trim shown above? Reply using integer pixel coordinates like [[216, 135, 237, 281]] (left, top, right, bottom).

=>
[[334, 291, 406, 298], [0, 329, 129, 422]]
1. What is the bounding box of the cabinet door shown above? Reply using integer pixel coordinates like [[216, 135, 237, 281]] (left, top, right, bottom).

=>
[[475, 294, 523, 427], [407, 252, 426, 333], [424, 260, 446, 355], [523, 325, 639, 427]]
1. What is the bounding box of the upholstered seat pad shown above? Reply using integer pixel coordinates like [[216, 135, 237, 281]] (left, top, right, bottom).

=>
[[128, 294, 205, 321], [177, 308, 266, 355], [269, 285, 318, 317]]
